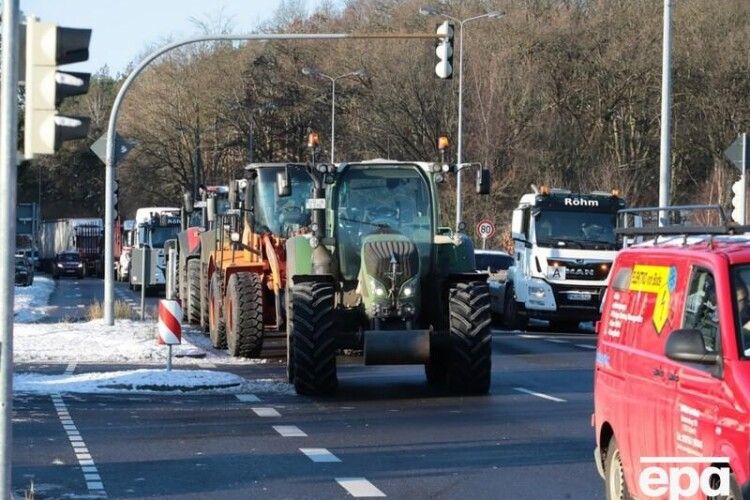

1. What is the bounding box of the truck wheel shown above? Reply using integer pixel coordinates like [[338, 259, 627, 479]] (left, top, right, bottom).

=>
[[604, 438, 631, 500], [503, 284, 528, 331], [186, 259, 201, 324], [200, 265, 209, 332], [208, 272, 226, 349], [447, 281, 492, 395], [225, 272, 264, 358], [291, 281, 337, 396], [286, 287, 295, 383]]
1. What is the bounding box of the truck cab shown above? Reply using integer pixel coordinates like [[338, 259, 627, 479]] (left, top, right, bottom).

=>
[[504, 187, 625, 330], [129, 208, 181, 291]]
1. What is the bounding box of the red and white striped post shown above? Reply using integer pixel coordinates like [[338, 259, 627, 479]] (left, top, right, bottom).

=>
[[157, 299, 182, 371]]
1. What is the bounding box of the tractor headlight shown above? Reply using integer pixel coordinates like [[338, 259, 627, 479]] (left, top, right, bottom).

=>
[[402, 286, 413, 297], [374, 287, 385, 297], [57, 263, 63, 268], [77, 263, 83, 268], [399, 276, 419, 300], [309, 236, 319, 248]]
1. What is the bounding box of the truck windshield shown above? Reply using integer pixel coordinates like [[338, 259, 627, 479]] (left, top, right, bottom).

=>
[[335, 165, 432, 280], [254, 166, 313, 236], [534, 210, 617, 250], [138, 225, 179, 248]]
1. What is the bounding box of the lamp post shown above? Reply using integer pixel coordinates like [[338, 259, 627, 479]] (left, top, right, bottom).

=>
[[420, 6, 505, 230], [302, 67, 366, 163]]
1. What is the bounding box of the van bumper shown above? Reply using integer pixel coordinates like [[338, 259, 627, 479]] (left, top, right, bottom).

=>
[[593, 447, 605, 480]]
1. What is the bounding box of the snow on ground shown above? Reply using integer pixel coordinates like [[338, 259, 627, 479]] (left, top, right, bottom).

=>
[[13, 319, 269, 365], [14, 368, 293, 395], [14, 276, 55, 323]]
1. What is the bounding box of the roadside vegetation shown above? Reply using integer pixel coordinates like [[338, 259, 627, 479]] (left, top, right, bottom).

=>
[[16, 0, 750, 250]]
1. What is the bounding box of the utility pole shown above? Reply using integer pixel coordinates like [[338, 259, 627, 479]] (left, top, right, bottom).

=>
[[658, 0, 673, 222], [0, 1, 20, 495]]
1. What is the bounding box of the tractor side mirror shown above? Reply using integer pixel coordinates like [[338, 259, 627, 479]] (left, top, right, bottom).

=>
[[476, 167, 491, 195], [183, 192, 194, 213], [207, 197, 216, 223], [277, 166, 291, 197]]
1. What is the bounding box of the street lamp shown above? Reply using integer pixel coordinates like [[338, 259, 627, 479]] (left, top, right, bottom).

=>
[[302, 66, 366, 163], [420, 6, 505, 231]]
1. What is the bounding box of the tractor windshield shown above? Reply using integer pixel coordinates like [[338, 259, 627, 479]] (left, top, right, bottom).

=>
[[254, 166, 314, 236], [335, 165, 433, 281]]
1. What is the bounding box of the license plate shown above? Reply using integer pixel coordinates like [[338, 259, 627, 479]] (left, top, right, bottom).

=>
[[568, 291, 591, 301]]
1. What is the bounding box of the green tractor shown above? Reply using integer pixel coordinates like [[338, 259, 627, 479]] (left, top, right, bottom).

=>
[[282, 158, 493, 396]]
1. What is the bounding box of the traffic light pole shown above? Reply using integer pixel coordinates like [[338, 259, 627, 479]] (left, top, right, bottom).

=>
[[103, 31, 442, 325], [0, 1, 21, 496], [658, 0, 673, 225]]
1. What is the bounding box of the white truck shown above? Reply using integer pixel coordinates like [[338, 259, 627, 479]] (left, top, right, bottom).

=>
[[129, 207, 181, 291], [492, 187, 626, 331]]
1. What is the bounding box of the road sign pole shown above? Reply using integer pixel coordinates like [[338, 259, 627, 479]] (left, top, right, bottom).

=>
[[658, 0, 673, 225], [0, 1, 20, 495], [482, 236, 487, 250], [742, 134, 748, 225]]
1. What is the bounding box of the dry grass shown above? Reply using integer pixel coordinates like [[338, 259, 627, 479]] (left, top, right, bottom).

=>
[[86, 300, 136, 321]]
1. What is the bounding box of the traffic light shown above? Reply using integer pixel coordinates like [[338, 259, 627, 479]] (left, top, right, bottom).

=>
[[435, 21, 454, 79], [24, 17, 92, 158], [113, 178, 119, 221], [732, 178, 746, 224]]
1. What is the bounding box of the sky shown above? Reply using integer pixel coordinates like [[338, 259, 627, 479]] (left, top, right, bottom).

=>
[[20, 0, 329, 76]]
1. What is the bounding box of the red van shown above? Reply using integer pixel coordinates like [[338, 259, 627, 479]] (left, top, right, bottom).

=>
[[594, 207, 750, 499]]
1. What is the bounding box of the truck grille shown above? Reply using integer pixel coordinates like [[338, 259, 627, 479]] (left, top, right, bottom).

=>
[[547, 258, 611, 281]]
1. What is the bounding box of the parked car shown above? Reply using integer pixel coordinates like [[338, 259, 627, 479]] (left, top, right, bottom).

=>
[[53, 251, 85, 279], [14, 255, 33, 286], [594, 207, 749, 499], [475, 250, 513, 319]]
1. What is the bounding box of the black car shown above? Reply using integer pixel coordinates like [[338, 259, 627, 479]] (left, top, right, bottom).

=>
[[14, 255, 33, 286], [53, 251, 85, 279], [475, 250, 514, 274]]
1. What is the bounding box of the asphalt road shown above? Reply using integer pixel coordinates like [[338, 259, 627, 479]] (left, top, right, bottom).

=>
[[14, 279, 603, 499]]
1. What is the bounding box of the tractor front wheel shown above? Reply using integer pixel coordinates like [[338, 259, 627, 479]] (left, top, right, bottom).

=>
[[186, 259, 201, 325], [208, 272, 226, 349], [225, 272, 264, 358], [447, 281, 492, 395], [290, 281, 337, 396]]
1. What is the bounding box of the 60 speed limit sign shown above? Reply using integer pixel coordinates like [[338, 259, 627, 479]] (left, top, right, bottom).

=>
[[476, 219, 495, 240]]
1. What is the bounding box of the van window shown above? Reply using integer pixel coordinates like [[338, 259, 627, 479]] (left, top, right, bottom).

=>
[[611, 267, 632, 291], [731, 265, 750, 357], [683, 268, 719, 353]]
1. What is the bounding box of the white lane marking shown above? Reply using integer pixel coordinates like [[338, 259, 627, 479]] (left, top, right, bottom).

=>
[[300, 448, 341, 463], [575, 344, 597, 350], [273, 425, 307, 437], [51, 395, 107, 497], [198, 361, 217, 369], [513, 387, 567, 403], [64, 362, 76, 375], [235, 394, 260, 402], [336, 478, 386, 498], [251, 407, 280, 417], [545, 339, 568, 344]]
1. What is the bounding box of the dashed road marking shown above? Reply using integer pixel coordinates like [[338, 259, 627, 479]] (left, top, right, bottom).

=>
[[51, 394, 106, 497], [544, 339, 568, 344], [513, 387, 567, 403], [235, 394, 260, 402], [251, 407, 280, 417], [273, 425, 307, 437], [336, 478, 386, 498], [300, 448, 341, 463], [575, 343, 597, 350], [198, 361, 217, 369], [64, 362, 76, 375]]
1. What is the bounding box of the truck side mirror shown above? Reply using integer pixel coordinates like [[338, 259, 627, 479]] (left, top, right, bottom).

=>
[[277, 166, 291, 197], [183, 192, 194, 213], [665, 328, 720, 365], [207, 197, 216, 223], [476, 167, 491, 195]]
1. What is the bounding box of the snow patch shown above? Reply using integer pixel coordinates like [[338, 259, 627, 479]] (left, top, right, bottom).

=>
[[14, 276, 55, 323], [14, 369, 293, 395], [13, 319, 269, 365]]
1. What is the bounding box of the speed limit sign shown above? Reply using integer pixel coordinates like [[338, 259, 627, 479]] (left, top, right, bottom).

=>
[[476, 219, 495, 240]]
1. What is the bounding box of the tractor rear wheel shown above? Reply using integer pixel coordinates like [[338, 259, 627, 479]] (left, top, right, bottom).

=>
[[291, 281, 337, 396], [186, 259, 201, 325], [208, 272, 226, 349], [286, 286, 295, 383], [447, 281, 492, 395], [225, 272, 264, 358], [200, 264, 209, 332]]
